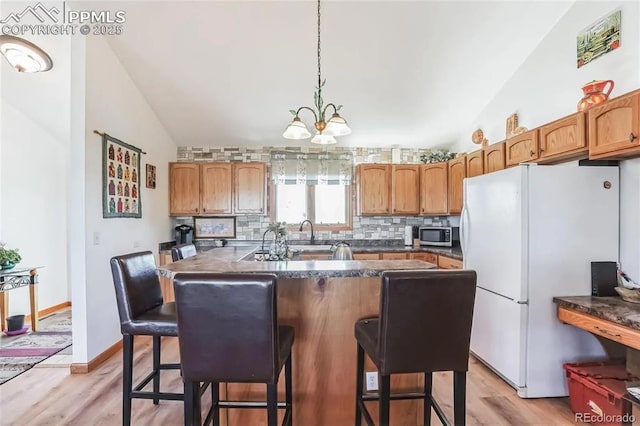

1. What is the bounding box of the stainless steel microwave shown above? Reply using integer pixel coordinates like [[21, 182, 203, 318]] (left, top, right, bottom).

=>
[[418, 226, 460, 247]]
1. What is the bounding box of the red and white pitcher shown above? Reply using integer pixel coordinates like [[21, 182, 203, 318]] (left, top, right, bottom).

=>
[[577, 80, 614, 111]]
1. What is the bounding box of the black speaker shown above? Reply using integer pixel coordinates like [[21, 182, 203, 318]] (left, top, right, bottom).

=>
[[591, 261, 618, 297]]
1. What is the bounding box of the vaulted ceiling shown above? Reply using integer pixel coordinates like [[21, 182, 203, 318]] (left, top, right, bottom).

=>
[[100, 0, 575, 148]]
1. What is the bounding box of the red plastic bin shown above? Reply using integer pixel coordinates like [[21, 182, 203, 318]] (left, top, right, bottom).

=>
[[564, 361, 635, 426]]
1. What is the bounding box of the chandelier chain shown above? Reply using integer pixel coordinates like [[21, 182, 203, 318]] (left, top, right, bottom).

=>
[[317, 0, 322, 91]]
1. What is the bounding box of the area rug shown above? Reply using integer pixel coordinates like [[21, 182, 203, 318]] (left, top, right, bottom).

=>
[[0, 310, 72, 385]]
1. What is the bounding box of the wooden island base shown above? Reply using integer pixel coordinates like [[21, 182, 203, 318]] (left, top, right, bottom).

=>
[[224, 277, 424, 426]]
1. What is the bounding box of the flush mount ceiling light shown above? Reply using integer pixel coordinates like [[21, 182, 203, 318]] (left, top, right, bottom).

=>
[[283, 0, 351, 145], [0, 35, 53, 73]]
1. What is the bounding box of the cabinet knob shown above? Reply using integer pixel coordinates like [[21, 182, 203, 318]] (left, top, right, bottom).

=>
[[195, 208, 199, 212], [529, 150, 535, 157], [539, 148, 545, 153], [630, 133, 638, 142], [203, 208, 206, 212]]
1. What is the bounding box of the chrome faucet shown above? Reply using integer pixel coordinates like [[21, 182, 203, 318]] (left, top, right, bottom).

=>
[[261, 228, 273, 253], [299, 220, 315, 245]]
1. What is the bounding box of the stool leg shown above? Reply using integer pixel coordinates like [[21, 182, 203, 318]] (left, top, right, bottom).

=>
[[379, 375, 391, 426], [185, 381, 202, 426], [355, 343, 364, 426], [424, 372, 433, 426], [267, 383, 278, 426], [211, 382, 220, 426], [285, 353, 293, 426], [153, 335, 161, 405], [122, 335, 134, 426], [453, 371, 466, 426]]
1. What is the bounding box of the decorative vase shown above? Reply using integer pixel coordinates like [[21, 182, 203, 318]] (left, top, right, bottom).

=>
[[1, 261, 15, 270], [577, 80, 614, 111], [269, 234, 288, 260]]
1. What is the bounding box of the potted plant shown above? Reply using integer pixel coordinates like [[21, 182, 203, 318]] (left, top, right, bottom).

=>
[[0, 242, 21, 270], [419, 149, 457, 164]]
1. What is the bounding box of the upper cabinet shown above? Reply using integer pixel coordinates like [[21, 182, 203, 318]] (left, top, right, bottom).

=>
[[169, 163, 200, 215], [506, 129, 539, 167], [169, 162, 266, 216], [538, 112, 587, 164], [466, 150, 484, 178], [391, 165, 420, 215], [234, 162, 266, 214], [448, 156, 466, 214], [588, 90, 640, 159], [484, 142, 506, 173], [420, 163, 448, 215], [357, 164, 391, 215]]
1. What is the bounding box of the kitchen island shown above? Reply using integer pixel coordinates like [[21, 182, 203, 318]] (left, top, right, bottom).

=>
[[159, 247, 437, 425]]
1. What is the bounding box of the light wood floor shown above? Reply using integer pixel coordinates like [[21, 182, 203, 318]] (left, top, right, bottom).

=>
[[0, 336, 579, 425]]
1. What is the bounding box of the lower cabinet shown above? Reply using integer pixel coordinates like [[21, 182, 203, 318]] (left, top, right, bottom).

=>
[[158, 251, 174, 302], [437, 255, 463, 270], [410, 252, 438, 264], [381, 252, 408, 260], [353, 253, 381, 260]]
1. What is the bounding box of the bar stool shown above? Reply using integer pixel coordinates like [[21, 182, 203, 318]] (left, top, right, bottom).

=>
[[354, 270, 477, 426], [171, 243, 197, 261], [173, 272, 294, 426], [110, 251, 183, 425]]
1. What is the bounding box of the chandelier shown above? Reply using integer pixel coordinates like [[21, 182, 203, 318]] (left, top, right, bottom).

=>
[[282, 0, 351, 145], [0, 35, 53, 73]]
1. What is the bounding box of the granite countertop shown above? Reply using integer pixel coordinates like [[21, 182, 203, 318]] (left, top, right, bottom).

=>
[[553, 296, 640, 330], [158, 246, 437, 279]]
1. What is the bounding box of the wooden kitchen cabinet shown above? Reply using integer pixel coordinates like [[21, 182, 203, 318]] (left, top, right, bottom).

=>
[[200, 163, 232, 214], [357, 164, 391, 215], [169, 162, 266, 216], [448, 156, 466, 214], [410, 252, 438, 264], [353, 253, 381, 260], [391, 165, 420, 215], [234, 162, 266, 214], [381, 252, 408, 260], [437, 255, 463, 269], [169, 163, 200, 215], [588, 90, 640, 159], [484, 142, 506, 173], [419, 163, 448, 215], [158, 251, 175, 302], [537, 112, 587, 164], [466, 149, 484, 178], [505, 129, 539, 167]]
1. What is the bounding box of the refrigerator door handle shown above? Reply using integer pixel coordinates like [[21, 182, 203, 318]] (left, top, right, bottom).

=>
[[460, 204, 469, 255]]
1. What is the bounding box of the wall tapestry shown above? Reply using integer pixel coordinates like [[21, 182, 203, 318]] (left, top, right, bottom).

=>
[[103, 133, 142, 218], [577, 10, 621, 68]]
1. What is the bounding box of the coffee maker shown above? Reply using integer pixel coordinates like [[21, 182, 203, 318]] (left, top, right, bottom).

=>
[[175, 225, 193, 244]]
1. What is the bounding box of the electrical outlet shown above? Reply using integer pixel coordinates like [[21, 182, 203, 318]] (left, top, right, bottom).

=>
[[366, 372, 378, 391]]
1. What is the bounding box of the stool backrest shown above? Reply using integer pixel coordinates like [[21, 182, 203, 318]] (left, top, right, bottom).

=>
[[173, 273, 279, 383], [378, 270, 476, 375], [110, 251, 165, 333], [171, 243, 197, 262]]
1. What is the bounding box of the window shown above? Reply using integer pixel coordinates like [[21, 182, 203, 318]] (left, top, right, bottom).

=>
[[275, 184, 350, 228]]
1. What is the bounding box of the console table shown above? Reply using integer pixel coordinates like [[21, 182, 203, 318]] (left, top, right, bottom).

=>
[[0, 267, 42, 332]]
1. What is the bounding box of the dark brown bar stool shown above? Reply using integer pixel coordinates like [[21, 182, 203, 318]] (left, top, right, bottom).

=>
[[173, 272, 294, 426], [354, 270, 477, 426], [110, 251, 183, 426], [171, 243, 197, 261]]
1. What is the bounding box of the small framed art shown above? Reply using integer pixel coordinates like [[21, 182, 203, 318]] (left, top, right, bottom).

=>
[[194, 217, 236, 239], [146, 164, 156, 189]]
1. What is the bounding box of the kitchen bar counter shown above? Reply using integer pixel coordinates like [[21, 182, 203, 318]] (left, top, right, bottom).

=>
[[554, 296, 640, 330]]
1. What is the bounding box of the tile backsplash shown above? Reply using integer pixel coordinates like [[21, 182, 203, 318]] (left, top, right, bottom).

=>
[[174, 145, 460, 242]]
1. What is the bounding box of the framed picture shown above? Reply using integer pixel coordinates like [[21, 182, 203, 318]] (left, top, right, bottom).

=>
[[194, 217, 236, 239], [146, 164, 156, 189], [102, 133, 142, 218], [577, 10, 621, 68]]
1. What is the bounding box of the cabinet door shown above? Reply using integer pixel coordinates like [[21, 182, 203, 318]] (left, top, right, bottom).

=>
[[420, 163, 448, 215], [381, 252, 408, 260], [484, 142, 506, 174], [169, 163, 200, 216], [448, 156, 466, 214], [391, 165, 420, 215], [353, 253, 380, 260], [437, 255, 463, 269], [201, 163, 233, 214], [506, 130, 539, 167], [234, 163, 266, 214], [466, 150, 484, 178], [410, 252, 438, 264], [538, 112, 587, 163], [357, 164, 390, 215], [588, 92, 640, 159]]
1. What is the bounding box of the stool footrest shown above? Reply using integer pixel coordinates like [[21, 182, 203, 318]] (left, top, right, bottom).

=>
[[362, 392, 425, 401], [130, 391, 184, 401], [217, 400, 290, 409], [359, 393, 450, 426]]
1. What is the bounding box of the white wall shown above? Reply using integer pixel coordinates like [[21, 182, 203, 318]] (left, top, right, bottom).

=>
[[0, 33, 71, 316], [450, 1, 640, 281], [76, 35, 176, 362]]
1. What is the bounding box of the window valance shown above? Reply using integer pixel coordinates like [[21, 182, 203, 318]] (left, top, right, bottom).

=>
[[270, 151, 353, 185]]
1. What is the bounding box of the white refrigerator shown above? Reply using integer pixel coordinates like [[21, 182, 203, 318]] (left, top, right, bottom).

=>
[[461, 163, 618, 398]]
